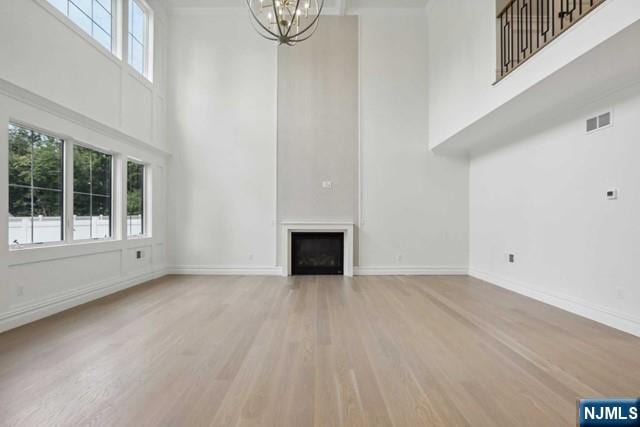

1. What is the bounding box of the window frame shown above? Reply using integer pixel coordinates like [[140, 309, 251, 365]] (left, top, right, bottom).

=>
[[44, 0, 118, 55], [126, 159, 148, 239], [71, 141, 116, 243], [7, 120, 155, 252], [127, 0, 154, 81], [8, 121, 67, 249]]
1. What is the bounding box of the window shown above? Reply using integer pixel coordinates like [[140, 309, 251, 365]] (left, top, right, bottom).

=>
[[128, 0, 150, 77], [127, 161, 145, 237], [48, 0, 113, 51], [73, 146, 113, 240], [8, 124, 64, 246]]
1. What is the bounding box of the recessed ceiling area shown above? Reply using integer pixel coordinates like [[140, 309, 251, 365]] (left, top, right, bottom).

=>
[[166, 0, 430, 13]]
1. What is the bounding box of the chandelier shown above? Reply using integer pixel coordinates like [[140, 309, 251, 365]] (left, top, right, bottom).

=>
[[246, 0, 325, 46]]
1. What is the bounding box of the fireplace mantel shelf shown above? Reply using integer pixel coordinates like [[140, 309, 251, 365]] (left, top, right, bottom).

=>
[[280, 221, 354, 226]]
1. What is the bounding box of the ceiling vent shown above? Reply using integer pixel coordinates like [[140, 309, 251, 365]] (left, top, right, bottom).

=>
[[586, 111, 612, 133]]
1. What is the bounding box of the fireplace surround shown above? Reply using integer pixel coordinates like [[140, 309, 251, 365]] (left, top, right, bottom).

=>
[[281, 222, 354, 276]]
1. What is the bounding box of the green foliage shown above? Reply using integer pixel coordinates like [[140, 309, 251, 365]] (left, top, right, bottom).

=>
[[127, 161, 144, 216], [73, 145, 112, 218], [8, 125, 63, 218]]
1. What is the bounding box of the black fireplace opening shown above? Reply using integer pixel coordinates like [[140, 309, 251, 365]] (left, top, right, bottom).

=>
[[291, 232, 344, 275]]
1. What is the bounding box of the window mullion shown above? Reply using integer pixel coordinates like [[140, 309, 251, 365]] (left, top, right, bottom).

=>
[[143, 164, 148, 236], [142, 1, 148, 76], [64, 139, 75, 244], [124, 0, 130, 66], [89, 151, 93, 239], [118, 155, 127, 241], [111, 0, 117, 55], [30, 132, 35, 244]]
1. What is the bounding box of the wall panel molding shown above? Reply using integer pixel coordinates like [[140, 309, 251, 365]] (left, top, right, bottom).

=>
[[0, 78, 170, 158]]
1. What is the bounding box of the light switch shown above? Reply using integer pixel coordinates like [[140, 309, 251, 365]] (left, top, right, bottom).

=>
[[322, 181, 332, 189]]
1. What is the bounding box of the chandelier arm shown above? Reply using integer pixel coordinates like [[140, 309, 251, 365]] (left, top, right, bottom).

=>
[[287, 0, 324, 39], [248, 10, 279, 40], [245, 0, 281, 39], [249, 16, 279, 41], [283, 0, 302, 39], [271, 0, 286, 41], [289, 19, 320, 43]]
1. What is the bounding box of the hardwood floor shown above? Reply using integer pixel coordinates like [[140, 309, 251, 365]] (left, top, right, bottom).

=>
[[0, 275, 639, 426]]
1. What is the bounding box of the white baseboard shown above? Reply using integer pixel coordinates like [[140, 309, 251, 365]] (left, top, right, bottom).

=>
[[354, 266, 468, 276], [0, 268, 167, 334], [469, 268, 640, 338], [170, 265, 468, 276], [169, 265, 284, 276]]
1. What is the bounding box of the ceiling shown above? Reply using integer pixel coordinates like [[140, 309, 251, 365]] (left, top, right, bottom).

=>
[[166, 0, 430, 13]]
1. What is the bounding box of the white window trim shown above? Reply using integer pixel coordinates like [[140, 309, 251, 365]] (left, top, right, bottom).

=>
[[70, 141, 117, 243], [7, 120, 68, 250], [126, 0, 154, 82], [34, 0, 121, 62], [33, 0, 156, 83], [125, 159, 150, 239], [7, 121, 154, 252]]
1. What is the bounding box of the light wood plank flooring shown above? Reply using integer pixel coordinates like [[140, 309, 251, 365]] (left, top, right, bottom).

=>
[[0, 275, 639, 426]]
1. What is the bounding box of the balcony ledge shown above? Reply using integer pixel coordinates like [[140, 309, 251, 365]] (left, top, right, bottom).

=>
[[431, 1, 640, 156]]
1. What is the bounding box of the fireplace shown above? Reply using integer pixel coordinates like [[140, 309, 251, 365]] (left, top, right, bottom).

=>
[[291, 232, 344, 275], [281, 222, 353, 276]]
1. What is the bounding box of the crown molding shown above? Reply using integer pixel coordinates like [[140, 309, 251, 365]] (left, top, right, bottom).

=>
[[168, 0, 428, 16]]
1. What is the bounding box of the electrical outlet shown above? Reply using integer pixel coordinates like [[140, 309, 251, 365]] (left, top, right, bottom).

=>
[[322, 181, 332, 189], [16, 285, 24, 297], [606, 188, 619, 200], [396, 254, 403, 262], [136, 250, 143, 259], [508, 254, 515, 263], [616, 288, 625, 300], [249, 253, 254, 260]]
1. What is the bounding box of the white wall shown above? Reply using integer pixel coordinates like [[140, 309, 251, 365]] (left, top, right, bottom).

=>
[[426, 0, 640, 149], [166, 12, 471, 275], [167, 9, 278, 274], [357, 15, 468, 274], [277, 17, 359, 225], [469, 84, 640, 336], [0, 0, 169, 152], [0, 0, 169, 332]]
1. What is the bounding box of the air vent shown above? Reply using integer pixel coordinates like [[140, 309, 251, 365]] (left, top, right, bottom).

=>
[[586, 111, 612, 133], [598, 112, 611, 127]]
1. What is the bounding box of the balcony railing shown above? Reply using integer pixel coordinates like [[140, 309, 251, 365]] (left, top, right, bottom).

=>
[[496, 0, 607, 81]]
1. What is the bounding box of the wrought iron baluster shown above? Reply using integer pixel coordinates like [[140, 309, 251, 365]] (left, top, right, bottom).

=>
[[510, 3, 514, 69], [495, 0, 607, 82], [551, 0, 555, 37], [529, 0, 533, 55]]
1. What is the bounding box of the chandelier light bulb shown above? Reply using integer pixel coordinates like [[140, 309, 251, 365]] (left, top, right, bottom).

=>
[[246, 0, 325, 46]]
